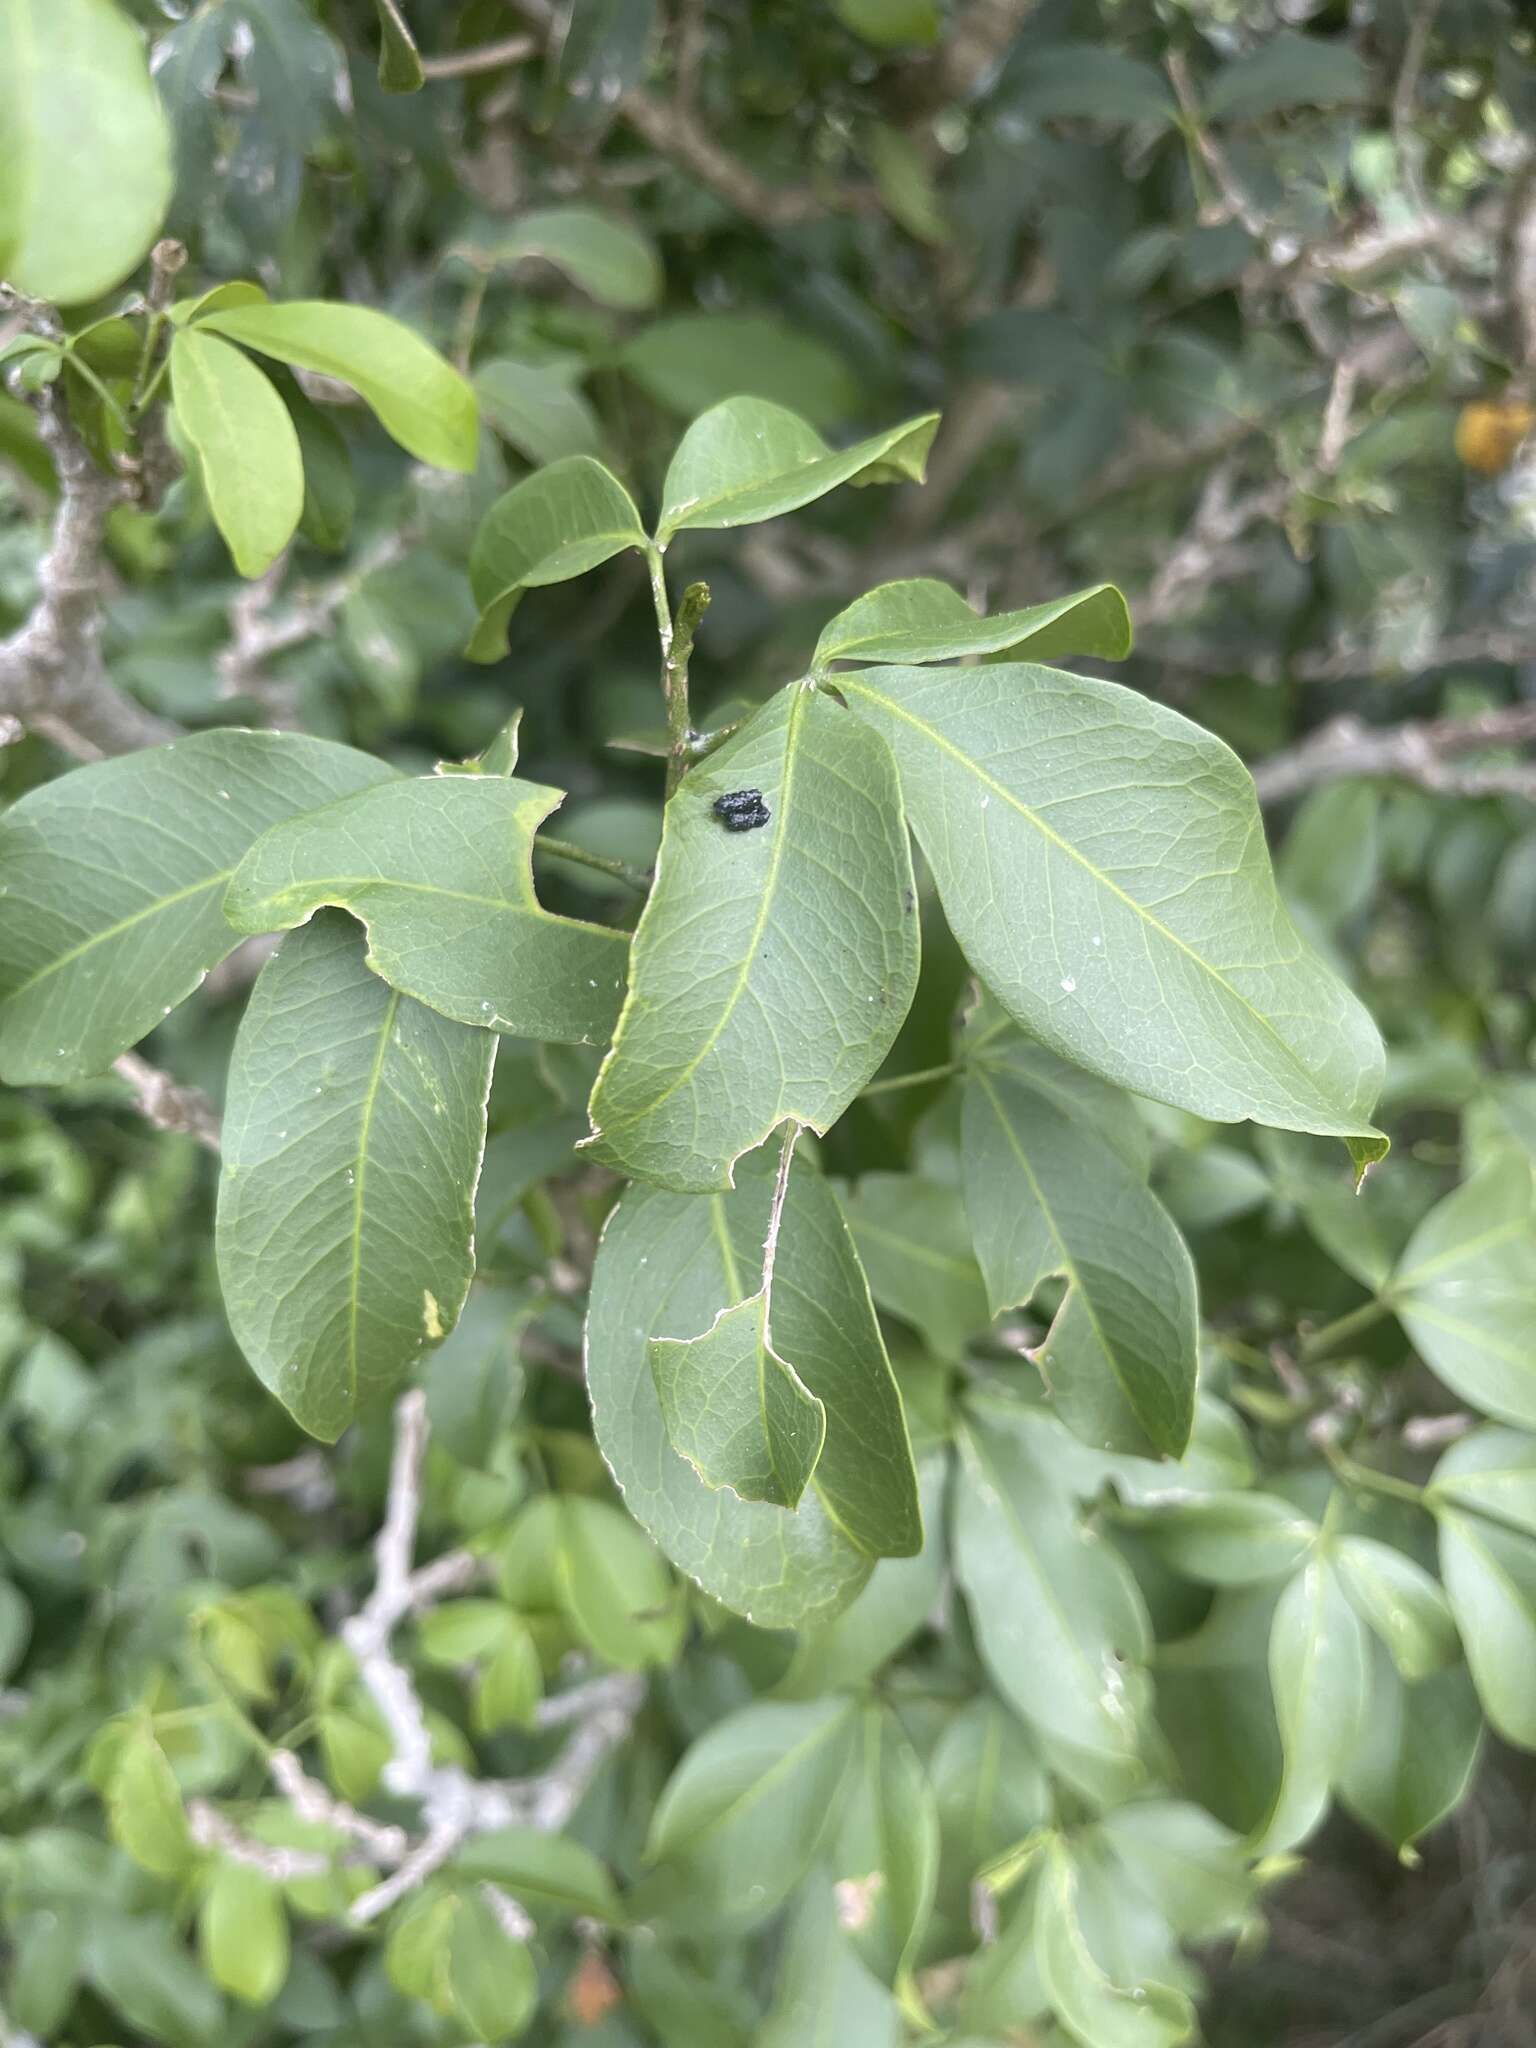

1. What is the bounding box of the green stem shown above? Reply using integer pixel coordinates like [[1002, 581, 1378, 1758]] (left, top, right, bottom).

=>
[[533, 834, 651, 893], [860, 1059, 961, 1099], [130, 309, 167, 413], [1321, 1443, 1429, 1510], [1299, 1295, 1392, 1364], [648, 550, 710, 798]]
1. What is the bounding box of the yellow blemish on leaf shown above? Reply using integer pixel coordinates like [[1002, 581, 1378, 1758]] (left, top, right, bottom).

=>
[[423, 1289, 444, 1340]]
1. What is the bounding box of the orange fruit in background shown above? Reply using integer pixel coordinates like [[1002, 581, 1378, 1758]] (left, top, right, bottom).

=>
[[1455, 397, 1536, 474]]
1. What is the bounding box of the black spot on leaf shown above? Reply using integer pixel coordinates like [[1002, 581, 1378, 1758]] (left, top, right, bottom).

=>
[[713, 788, 771, 832]]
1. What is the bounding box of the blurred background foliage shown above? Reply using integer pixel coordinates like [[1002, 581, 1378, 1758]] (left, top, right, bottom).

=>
[[5, 0, 1536, 2041]]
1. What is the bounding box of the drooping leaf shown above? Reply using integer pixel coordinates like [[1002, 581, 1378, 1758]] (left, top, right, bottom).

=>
[[1434, 1481, 1536, 1749], [649, 1287, 826, 1508], [225, 773, 627, 1046], [1156, 1588, 1283, 1836], [106, 1727, 192, 1879], [197, 301, 477, 471], [374, 0, 424, 91], [0, 731, 393, 1084], [585, 1150, 920, 1627], [812, 578, 1132, 672], [486, 205, 661, 309], [466, 455, 647, 661], [170, 329, 304, 578], [841, 664, 1387, 1165], [474, 357, 603, 466], [1253, 1551, 1370, 1852], [842, 1172, 990, 1358], [640, 1696, 859, 1927], [1034, 1837, 1196, 2048], [216, 913, 495, 1442], [930, 1695, 1049, 1896], [655, 398, 938, 543], [1129, 1493, 1318, 1587], [198, 1862, 289, 2006], [550, 1494, 687, 1668], [953, 1401, 1153, 1800], [1334, 1535, 1460, 1683], [827, 1704, 940, 1987], [962, 1068, 1198, 1456], [758, 1875, 902, 2048], [0, 0, 173, 305], [1392, 1150, 1536, 1429], [584, 686, 918, 1189], [1340, 1644, 1483, 1855]]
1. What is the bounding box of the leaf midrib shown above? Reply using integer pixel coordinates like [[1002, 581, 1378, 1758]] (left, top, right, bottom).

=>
[[843, 676, 1363, 1124], [1, 874, 223, 1004], [658, 1703, 853, 1858], [345, 986, 402, 1410]]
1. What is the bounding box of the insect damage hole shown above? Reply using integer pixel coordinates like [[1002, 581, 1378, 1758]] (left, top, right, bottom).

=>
[[713, 788, 771, 832]]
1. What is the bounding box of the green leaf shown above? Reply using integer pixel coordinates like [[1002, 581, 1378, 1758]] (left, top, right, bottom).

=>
[[199, 1861, 289, 2006], [1254, 1553, 1369, 1852], [475, 1618, 544, 1733], [474, 357, 603, 466], [452, 1828, 622, 1922], [621, 314, 860, 428], [834, 0, 938, 47], [275, 366, 356, 553], [776, 1454, 947, 1697], [466, 455, 647, 661], [813, 579, 1132, 672], [650, 1287, 826, 1508], [1035, 1838, 1196, 2048], [1278, 782, 1380, 932], [842, 1172, 990, 1358], [586, 1151, 920, 1627], [931, 1696, 1049, 1889], [488, 205, 661, 309], [962, 1069, 1197, 1457], [1340, 1644, 1483, 1855], [374, 0, 424, 91], [1095, 1800, 1255, 1942], [1334, 1535, 1460, 1683], [1010, 45, 1178, 127], [0, 0, 172, 305], [584, 687, 918, 1189], [953, 1403, 1152, 1799], [1392, 1150, 1536, 1428], [1427, 1424, 1536, 1537], [216, 913, 495, 1442], [386, 1893, 454, 2010], [225, 773, 627, 1046], [197, 301, 477, 471], [828, 1704, 939, 1986], [0, 730, 393, 1084], [642, 1697, 859, 1926], [841, 665, 1387, 1163], [655, 398, 938, 543], [1203, 30, 1371, 120], [964, 995, 1153, 1177], [170, 329, 304, 578], [107, 1727, 192, 1879], [84, 1913, 225, 2047], [551, 1494, 686, 1668], [417, 1599, 512, 1665], [1435, 1491, 1536, 1747], [760, 1875, 904, 2048], [445, 1890, 538, 2042], [1130, 1493, 1318, 1587]]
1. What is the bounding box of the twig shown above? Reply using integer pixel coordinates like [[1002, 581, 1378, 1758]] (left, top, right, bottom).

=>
[[260, 1392, 646, 1928], [1391, 0, 1440, 216], [534, 836, 652, 892], [111, 1052, 222, 1152], [188, 1797, 332, 1880], [217, 534, 412, 710], [421, 33, 538, 79], [1252, 704, 1536, 803], [1167, 51, 1270, 242], [897, 0, 1036, 113], [0, 392, 179, 759]]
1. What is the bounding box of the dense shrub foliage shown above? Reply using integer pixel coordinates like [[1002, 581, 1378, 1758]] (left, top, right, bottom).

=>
[[1, 0, 1536, 2042]]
